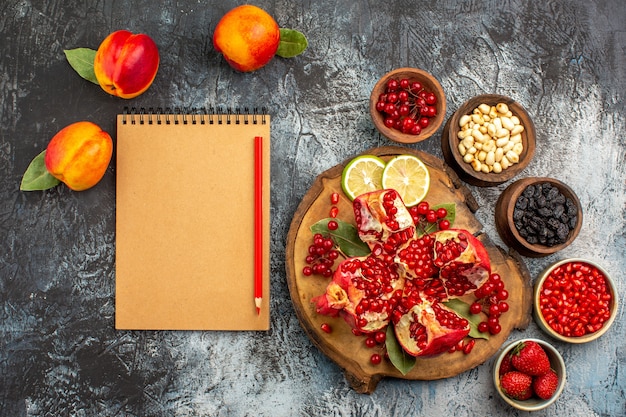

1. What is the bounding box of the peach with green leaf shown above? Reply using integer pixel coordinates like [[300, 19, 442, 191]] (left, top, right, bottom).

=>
[[21, 121, 113, 192]]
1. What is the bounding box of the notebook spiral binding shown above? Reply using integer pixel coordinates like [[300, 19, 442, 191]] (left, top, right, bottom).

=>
[[121, 107, 268, 125]]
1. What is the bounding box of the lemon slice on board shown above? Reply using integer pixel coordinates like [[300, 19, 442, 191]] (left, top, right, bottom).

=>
[[341, 155, 386, 200], [381, 154, 430, 206]]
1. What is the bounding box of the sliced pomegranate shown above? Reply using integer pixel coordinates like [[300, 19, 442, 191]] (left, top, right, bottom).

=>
[[392, 291, 470, 357], [353, 189, 415, 255], [432, 229, 491, 298], [313, 254, 405, 333], [395, 233, 438, 280]]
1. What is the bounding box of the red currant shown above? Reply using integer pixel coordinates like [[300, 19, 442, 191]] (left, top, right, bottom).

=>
[[365, 337, 377, 348], [327, 220, 338, 231], [470, 302, 482, 315], [417, 201, 430, 215], [436, 207, 448, 219], [438, 219, 450, 230], [426, 210, 438, 223], [370, 353, 382, 365]]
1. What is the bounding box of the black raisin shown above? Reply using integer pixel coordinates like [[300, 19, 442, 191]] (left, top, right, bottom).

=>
[[553, 204, 564, 218], [523, 185, 535, 198], [515, 196, 528, 210], [556, 223, 570, 241], [546, 186, 559, 201], [554, 193, 566, 205], [537, 195, 547, 208], [547, 218, 561, 230], [566, 198, 578, 215], [538, 207, 552, 217]]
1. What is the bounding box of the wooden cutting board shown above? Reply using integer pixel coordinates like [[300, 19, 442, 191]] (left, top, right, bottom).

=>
[[285, 146, 532, 394]]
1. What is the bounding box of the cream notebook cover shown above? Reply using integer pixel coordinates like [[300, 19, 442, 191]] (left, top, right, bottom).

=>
[[115, 110, 270, 330]]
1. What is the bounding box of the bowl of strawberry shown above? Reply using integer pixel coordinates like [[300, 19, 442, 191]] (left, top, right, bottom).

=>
[[370, 68, 446, 144], [534, 258, 618, 343], [493, 338, 566, 411]]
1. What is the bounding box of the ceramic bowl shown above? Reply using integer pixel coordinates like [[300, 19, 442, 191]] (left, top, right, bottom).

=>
[[441, 94, 536, 186], [369, 67, 446, 144], [534, 258, 618, 343], [495, 177, 582, 257], [493, 338, 566, 411]]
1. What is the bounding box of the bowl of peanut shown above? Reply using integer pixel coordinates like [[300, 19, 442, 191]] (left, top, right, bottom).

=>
[[441, 94, 536, 186]]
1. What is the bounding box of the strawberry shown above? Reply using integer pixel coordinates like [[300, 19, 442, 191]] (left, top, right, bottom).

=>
[[499, 351, 514, 377], [500, 371, 533, 400], [533, 369, 559, 400], [510, 341, 551, 376]]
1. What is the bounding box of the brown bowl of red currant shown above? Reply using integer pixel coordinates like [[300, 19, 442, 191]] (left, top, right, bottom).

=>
[[370, 68, 446, 144]]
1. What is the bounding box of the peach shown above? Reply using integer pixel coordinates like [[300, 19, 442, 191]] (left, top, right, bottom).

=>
[[44, 121, 113, 191], [94, 30, 159, 99], [213, 5, 280, 72]]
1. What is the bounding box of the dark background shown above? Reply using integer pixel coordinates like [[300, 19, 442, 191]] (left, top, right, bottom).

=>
[[1, 0, 624, 416]]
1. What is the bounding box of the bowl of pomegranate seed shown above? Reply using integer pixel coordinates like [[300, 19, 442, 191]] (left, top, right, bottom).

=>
[[370, 67, 446, 144], [494, 177, 583, 257], [440, 94, 536, 186], [534, 258, 618, 343], [493, 338, 566, 411]]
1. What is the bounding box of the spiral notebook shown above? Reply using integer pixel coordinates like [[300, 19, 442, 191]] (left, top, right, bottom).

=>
[[115, 108, 270, 330]]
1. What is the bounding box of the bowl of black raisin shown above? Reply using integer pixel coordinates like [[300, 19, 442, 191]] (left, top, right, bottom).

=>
[[495, 177, 582, 257]]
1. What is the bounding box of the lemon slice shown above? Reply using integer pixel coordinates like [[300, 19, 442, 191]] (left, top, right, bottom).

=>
[[341, 155, 386, 200], [381, 155, 430, 206]]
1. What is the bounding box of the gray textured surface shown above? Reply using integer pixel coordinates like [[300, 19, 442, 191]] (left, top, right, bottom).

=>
[[1, 0, 625, 416]]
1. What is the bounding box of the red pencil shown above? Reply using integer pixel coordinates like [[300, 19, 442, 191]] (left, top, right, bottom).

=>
[[254, 136, 263, 315]]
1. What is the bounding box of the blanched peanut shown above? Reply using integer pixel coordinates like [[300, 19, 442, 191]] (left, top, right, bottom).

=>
[[496, 137, 510, 148], [511, 125, 524, 135], [478, 103, 491, 114], [455, 101, 525, 174], [495, 147, 504, 162], [506, 150, 519, 163], [496, 128, 509, 138], [501, 116, 515, 131]]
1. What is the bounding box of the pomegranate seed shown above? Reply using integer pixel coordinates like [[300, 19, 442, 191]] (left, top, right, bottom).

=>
[[330, 192, 340, 205], [320, 323, 332, 333], [463, 339, 476, 354], [539, 261, 612, 337], [329, 206, 339, 218]]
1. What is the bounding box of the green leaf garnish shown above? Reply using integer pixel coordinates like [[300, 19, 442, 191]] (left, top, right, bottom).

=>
[[20, 150, 61, 191], [276, 28, 308, 58], [310, 218, 370, 257], [385, 325, 416, 375], [444, 298, 489, 340], [64, 48, 99, 85]]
